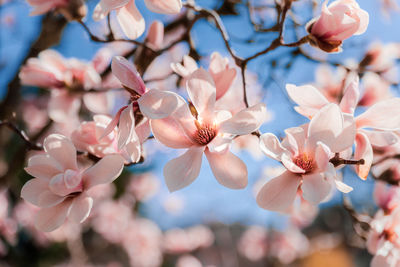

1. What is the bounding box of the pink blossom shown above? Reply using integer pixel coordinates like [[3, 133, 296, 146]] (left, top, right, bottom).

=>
[[313, 64, 348, 103], [93, 0, 182, 40], [21, 134, 125, 231], [367, 210, 400, 267], [171, 52, 237, 100], [92, 200, 133, 243], [138, 68, 266, 191], [307, 0, 369, 52], [237, 226, 268, 261], [26, 0, 69, 16], [257, 104, 355, 212], [71, 115, 142, 164], [374, 182, 400, 214], [127, 172, 160, 201], [286, 78, 400, 180], [19, 50, 105, 123], [359, 72, 392, 107], [122, 218, 163, 267]]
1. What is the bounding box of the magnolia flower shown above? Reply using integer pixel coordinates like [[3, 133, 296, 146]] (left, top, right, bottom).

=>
[[257, 104, 355, 212], [19, 49, 115, 122], [138, 68, 266, 191], [93, 0, 182, 40], [21, 134, 124, 231], [100, 56, 154, 150], [71, 115, 142, 164], [171, 52, 237, 100], [27, 0, 87, 20], [359, 72, 392, 107], [306, 0, 369, 52], [286, 78, 400, 180], [367, 210, 400, 267]]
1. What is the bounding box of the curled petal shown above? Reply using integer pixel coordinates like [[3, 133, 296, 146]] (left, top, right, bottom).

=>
[[354, 132, 373, 180], [259, 133, 287, 161], [118, 105, 136, 150], [256, 171, 301, 212], [205, 150, 248, 189], [339, 76, 360, 114], [112, 56, 146, 95], [286, 84, 329, 117], [116, 1, 145, 40]]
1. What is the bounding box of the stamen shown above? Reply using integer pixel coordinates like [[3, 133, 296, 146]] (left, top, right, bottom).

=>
[[293, 153, 315, 173], [192, 122, 217, 146]]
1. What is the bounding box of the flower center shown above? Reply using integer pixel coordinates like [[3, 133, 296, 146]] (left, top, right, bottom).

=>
[[293, 153, 315, 173], [382, 228, 398, 243], [192, 121, 217, 146]]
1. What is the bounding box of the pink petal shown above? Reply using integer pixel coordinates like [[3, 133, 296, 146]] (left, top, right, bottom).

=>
[[205, 150, 248, 189], [301, 173, 332, 204], [25, 154, 62, 179], [354, 132, 373, 180], [118, 104, 136, 150], [163, 147, 204, 192], [256, 171, 301, 212], [43, 134, 77, 171], [281, 153, 306, 173], [101, 106, 128, 139], [37, 190, 66, 208], [93, 0, 130, 21], [339, 76, 359, 114], [144, 0, 182, 14], [150, 118, 193, 148], [69, 194, 93, 223], [138, 89, 183, 119], [286, 84, 329, 116], [116, 1, 145, 40], [146, 20, 164, 49], [21, 178, 49, 206], [186, 68, 216, 123], [307, 103, 345, 152], [259, 133, 287, 161], [135, 117, 151, 143], [363, 130, 399, 147], [334, 179, 353, 193], [356, 98, 400, 130], [213, 68, 236, 100], [123, 138, 141, 163], [34, 199, 72, 232], [111, 56, 146, 95], [83, 154, 125, 189], [219, 103, 266, 135], [315, 142, 332, 171]]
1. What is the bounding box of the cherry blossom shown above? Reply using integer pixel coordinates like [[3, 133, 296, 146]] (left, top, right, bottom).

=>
[[93, 0, 182, 39], [21, 134, 124, 231], [138, 68, 266, 191]]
